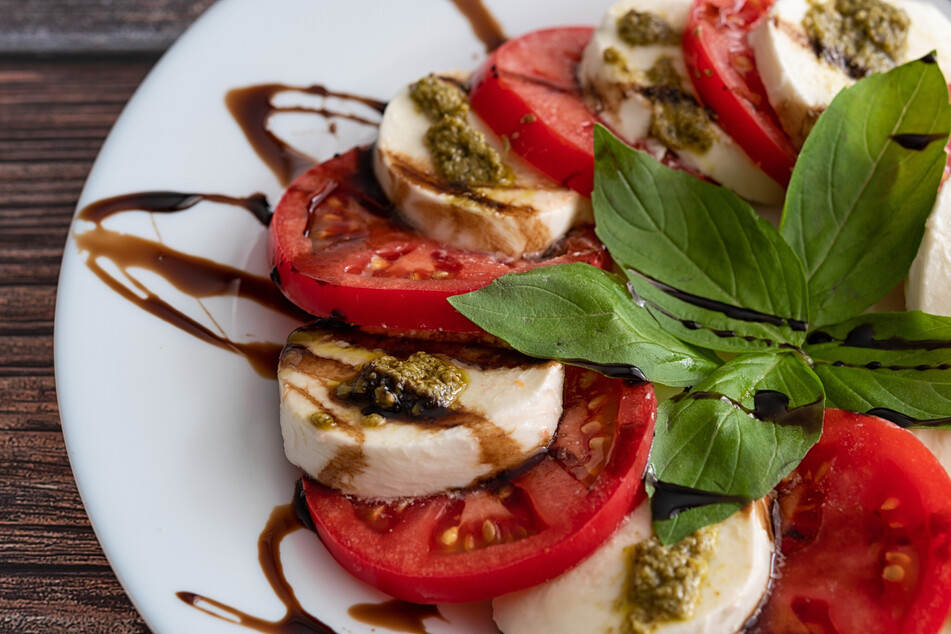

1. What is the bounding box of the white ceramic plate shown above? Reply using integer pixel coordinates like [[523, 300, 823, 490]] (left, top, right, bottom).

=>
[[54, 0, 618, 632], [54, 0, 951, 632]]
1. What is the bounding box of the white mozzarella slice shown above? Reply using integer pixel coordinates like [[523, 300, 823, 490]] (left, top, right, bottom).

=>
[[579, 0, 785, 204], [750, 0, 951, 148], [908, 428, 951, 479], [908, 183, 951, 315], [278, 327, 564, 499], [373, 75, 592, 259], [492, 499, 774, 634]]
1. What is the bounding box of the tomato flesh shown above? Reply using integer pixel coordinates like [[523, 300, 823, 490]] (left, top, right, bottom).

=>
[[750, 410, 951, 633], [470, 27, 599, 196], [682, 0, 798, 186], [268, 147, 607, 332], [301, 367, 656, 604]]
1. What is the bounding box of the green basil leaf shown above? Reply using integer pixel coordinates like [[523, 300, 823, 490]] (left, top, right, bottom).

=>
[[448, 262, 720, 386], [781, 56, 951, 327], [593, 125, 810, 351], [649, 352, 824, 544], [806, 311, 951, 429]]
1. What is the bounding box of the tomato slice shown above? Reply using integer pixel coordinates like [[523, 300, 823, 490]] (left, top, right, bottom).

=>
[[268, 147, 607, 332], [469, 27, 599, 196], [682, 0, 798, 186], [301, 367, 656, 604], [750, 410, 951, 633]]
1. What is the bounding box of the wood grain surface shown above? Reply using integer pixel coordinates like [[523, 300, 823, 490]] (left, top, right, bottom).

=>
[[0, 1, 218, 628], [0, 0, 216, 53]]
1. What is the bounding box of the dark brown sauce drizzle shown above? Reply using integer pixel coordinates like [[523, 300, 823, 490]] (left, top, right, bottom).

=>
[[449, 0, 507, 51], [891, 132, 948, 151], [226, 84, 386, 187], [650, 390, 823, 520], [629, 268, 808, 332], [75, 191, 309, 378], [807, 322, 951, 352], [348, 601, 447, 634], [177, 483, 447, 633], [866, 407, 951, 429], [561, 358, 648, 382]]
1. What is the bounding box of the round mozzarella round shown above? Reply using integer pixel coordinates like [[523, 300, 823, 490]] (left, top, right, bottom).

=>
[[492, 499, 774, 634], [373, 74, 592, 259], [908, 184, 951, 316], [579, 0, 785, 204], [750, 0, 951, 147], [278, 327, 565, 499]]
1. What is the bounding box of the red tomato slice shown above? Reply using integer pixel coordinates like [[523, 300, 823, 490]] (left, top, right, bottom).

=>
[[469, 27, 599, 196], [682, 0, 798, 186], [749, 409, 951, 634], [268, 146, 607, 333], [301, 367, 656, 604]]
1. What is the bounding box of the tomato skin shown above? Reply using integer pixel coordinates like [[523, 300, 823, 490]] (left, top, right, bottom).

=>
[[301, 368, 656, 604], [268, 147, 608, 333], [682, 0, 797, 186], [750, 410, 951, 634], [469, 27, 599, 196]]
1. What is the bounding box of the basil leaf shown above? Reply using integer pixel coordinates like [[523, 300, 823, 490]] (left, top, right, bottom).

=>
[[448, 262, 720, 386], [806, 311, 951, 429], [649, 352, 824, 544], [781, 57, 951, 327], [593, 126, 810, 351]]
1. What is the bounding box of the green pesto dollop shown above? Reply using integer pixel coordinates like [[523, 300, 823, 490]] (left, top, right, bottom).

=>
[[617, 526, 718, 634], [617, 9, 679, 47], [645, 56, 716, 154], [409, 75, 512, 187], [803, 0, 909, 77], [335, 351, 466, 418]]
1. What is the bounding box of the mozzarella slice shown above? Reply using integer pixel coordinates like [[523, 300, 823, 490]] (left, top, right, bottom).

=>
[[579, 0, 785, 204], [492, 499, 774, 634], [373, 74, 592, 259], [907, 183, 951, 315], [750, 0, 951, 148], [278, 325, 565, 499]]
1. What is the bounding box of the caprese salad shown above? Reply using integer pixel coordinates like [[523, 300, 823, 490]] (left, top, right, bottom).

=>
[[268, 0, 951, 632]]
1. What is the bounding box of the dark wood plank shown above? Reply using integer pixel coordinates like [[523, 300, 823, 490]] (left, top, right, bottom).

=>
[[0, 0, 217, 54], [0, 56, 153, 632]]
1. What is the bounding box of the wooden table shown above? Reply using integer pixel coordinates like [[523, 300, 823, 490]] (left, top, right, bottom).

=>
[[0, 2, 215, 630]]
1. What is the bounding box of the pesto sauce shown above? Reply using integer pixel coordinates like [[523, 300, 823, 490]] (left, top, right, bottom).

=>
[[618, 527, 718, 634], [617, 9, 679, 47], [803, 0, 909, 77], [644, 57, 716, 154], [335, 351, 466, 418], [409, 75, 512, 187]]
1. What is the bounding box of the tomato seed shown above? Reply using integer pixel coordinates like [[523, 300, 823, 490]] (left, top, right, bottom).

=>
[[587, 394, 607, 411], [440, 526, 459, 546], [482, 520, 498, 543], [880, 497, 901, 511], [885, 551, 912, 567], [882, 564, 906, 583], [581, 419, 602, 435]]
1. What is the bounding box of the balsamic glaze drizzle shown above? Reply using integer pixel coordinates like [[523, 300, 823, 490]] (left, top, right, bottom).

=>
[[808, 322, 951, 352], [867, 408, 951, 429], [891, 132, 948, 151], [75, 191, 309, 378], [226, 84, 386, 187], [449, 0, 507, 51], [649, 475, 752, 521], [625, 270, 807, 348], [562, 358, 648, 382]]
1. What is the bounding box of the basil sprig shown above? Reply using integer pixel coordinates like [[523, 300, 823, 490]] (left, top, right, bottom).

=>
[[451, 56, 951, 543]]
